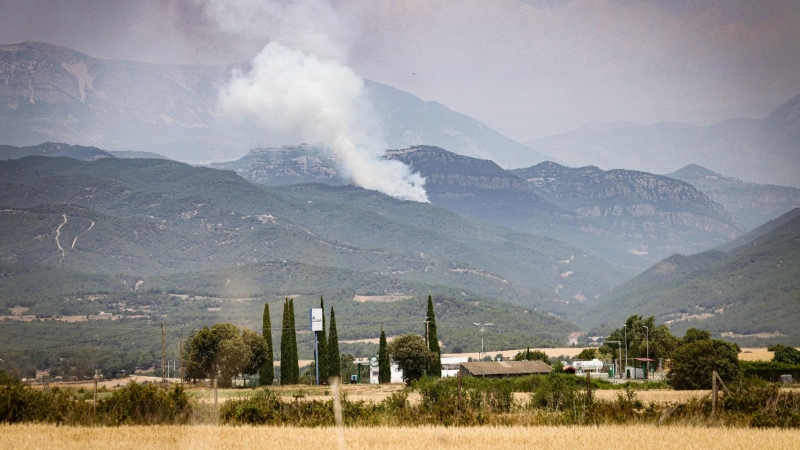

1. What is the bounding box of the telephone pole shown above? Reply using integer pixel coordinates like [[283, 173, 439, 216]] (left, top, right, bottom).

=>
[[161, 322, 166, 384], [179, 327, 183, 384]]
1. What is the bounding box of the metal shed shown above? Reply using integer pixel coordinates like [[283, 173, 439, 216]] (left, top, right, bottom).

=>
[[459, 360, 553, 378]]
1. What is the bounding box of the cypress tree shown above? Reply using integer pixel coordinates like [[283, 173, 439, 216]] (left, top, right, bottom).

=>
[[289, 298, 299, 383], [317, 296, 328, 383], [378, 326, 390, 383], [259, 302, 274, 386], [279, 298, 290, 385], [426, 295, 442, 377], [327, 307, 340, 381]]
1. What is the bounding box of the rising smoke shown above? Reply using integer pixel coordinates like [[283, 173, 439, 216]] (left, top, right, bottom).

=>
[[197, 0, 428, 202]]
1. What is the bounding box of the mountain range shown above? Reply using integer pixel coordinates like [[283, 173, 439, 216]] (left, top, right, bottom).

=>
[[578, 207, 800, 345], [217, 144, 743, 268], [666, 164, 800, 231], [525, 95, 800, 188], [0, 155, 628, 317], [0, 41, 549, 166]]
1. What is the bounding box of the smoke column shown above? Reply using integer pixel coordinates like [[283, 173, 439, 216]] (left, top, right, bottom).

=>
[[200, 0, 428, 202]]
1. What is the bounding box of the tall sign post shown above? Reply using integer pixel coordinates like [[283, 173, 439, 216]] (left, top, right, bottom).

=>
[[310, 308, 323, 385]]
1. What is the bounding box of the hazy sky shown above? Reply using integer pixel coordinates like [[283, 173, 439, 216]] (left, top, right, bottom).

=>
[[2, 0, 798, 141]]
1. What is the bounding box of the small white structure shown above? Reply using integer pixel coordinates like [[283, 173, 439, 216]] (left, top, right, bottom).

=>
[[368, 362, 403, 384], [441, 356, 469, 378]]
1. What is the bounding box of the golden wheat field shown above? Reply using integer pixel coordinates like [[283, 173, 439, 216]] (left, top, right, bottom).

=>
[[1, 424, 799, 450]]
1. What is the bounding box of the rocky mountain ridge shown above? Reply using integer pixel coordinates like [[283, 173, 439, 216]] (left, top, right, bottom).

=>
[[666, 164, 800, 231], [216, 144, 743, 268]]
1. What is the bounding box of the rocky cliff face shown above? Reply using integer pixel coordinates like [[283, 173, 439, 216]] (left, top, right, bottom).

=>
[[391, 149, 742, 266], [513, 162, 741, 241], [211, 145, 341, 186], [667, 164, 800, 231]]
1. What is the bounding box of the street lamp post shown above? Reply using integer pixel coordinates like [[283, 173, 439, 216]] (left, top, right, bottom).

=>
[[644, 325, 649, 360], [473, 323, 492, 361]]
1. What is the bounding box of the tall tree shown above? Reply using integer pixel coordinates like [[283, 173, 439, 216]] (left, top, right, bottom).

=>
[[425, 295, 442, 377], [388, 334, 437, 384], [327, 307, 340, 381], [183, 323, 267, 388], [258, 302, 274, 386], [279, 298, 290, 385], [378, 326, 390, 383], [288, 298, 299, 383], [317, 296, 328, 382]]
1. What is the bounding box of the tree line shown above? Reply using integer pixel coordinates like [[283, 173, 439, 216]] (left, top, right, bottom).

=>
[[181, 295, 443, 386]]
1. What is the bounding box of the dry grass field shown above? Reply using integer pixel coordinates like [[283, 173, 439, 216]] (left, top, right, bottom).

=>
[[1, 424, 798, 450]]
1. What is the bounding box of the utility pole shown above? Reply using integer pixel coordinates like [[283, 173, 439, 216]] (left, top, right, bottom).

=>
[[161, 322, 165, 384], [623, 324, 628, 374], [473, 323, 492, 361], [179, 328, 183, 384], [644, 325, 649, 360]]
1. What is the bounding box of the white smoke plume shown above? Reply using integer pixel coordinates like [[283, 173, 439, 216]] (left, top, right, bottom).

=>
[[198, 0, 428, 202]]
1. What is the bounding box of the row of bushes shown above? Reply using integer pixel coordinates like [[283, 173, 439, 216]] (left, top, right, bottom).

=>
[[741, 361, 800, 382], [3, 369, 798, 428], [221, 374, 800, 427], [1, 369, 192, 425]]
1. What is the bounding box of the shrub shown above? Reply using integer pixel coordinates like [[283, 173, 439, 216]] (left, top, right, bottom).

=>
[[740, 361, 800, 382], [667, 339, 741, 390]]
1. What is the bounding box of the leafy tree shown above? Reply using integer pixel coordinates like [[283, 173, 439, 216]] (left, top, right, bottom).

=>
[[600, 315, 679, 363], [183, 323, 267, 388], [513, 347, 551, 364], [667, 336, 741, 390], [258, 302, 274, 386], [317, 296, 328, 382], [378, 327, 390, 383], [425, 295, 441, 377], [388, 334, 436, 383], [769, 345, 800, 365], [326, 307, 340, 381], [683, 327, 711, 343], [576, 348, 598, 360]]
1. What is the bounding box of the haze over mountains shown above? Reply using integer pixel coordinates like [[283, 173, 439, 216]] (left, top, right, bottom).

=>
[[1, 40, 799, 354], [0, 41, 549, 167], [666, 164, 800, 231], [579, 207, 800, 345], [526, 95, 800, 187]]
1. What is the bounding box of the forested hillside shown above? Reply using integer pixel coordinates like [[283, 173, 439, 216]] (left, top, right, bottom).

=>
[[577, 209, 800, 345]]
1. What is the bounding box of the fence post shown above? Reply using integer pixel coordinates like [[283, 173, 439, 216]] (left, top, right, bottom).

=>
[[457, 371, 462, 411], [711, 370, 718, 416], [586, 371, 592, 404]]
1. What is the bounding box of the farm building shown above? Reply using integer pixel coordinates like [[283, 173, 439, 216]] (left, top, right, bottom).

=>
[[459, 360, 553, 378]]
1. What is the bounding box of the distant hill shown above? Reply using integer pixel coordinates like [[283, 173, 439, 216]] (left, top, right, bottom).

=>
[[526, 95, 800, 188], [109, 150, 170, 160], [577, 208, 800, 345], [0, 142, 113, 161], [0, 41, 548, 167], [0, 155, 626, 315], [666, 164, 800, 231], [221, 145, 742, 268]]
